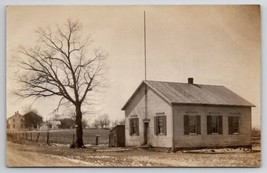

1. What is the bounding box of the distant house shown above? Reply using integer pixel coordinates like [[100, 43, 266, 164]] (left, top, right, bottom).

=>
[[7, 111, 27, 132], [122, 78, 255, 150], [48, 120, 61, 130], [39, 122, 49, 131]]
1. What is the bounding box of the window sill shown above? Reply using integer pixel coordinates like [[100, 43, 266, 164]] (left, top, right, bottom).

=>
[[208, 133, 223, 135], [189, 133, 199, 135], [130, 134, 139, 136], [156, 133, 166, 136], [184, 133, 200, 136], [229, 133, 240, 135]]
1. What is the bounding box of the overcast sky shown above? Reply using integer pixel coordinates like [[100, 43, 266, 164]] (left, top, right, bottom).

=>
[[6, 5, 261, 128]]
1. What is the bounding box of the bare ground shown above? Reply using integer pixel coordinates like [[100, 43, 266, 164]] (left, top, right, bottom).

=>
[[6, 141, 261, 167]]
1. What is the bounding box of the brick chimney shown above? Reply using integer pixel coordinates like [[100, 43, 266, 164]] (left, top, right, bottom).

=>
[[188, 78, 194, 84]]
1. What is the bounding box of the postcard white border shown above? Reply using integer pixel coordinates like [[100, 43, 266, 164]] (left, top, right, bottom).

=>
[[0, 0, 266, 173]]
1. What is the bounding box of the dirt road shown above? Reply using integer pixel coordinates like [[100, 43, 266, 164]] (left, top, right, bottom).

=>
[[7, 142, 97, 167], [6, 141, 261, 167]]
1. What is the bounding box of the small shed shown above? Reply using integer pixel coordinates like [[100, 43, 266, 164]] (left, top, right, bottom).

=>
[[109, 125, 125, 147]]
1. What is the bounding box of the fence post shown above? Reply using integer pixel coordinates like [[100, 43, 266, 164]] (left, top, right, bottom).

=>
[[72, 134, 75, 143], [47, 132, 50, 145], [36, 133, 40, 142], [95, 135, 99, 145]]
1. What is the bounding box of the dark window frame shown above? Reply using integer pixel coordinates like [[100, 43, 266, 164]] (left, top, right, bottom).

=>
[[129, 117, 139, 136], [207, 115, 223, 135], [184, 115, 201, 135], [228, 116, 240, 135], [154, 113, 167, 136]]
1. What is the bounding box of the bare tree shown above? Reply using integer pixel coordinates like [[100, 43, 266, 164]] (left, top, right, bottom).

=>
[[16, 19, 106, 148], [23, 111, 43, 130], [94, 114, 110, 128], [111, 119, 125, 128], [92, 120, 99, 129], [82, 119, 88, 129], [22, 105, 43, 130]]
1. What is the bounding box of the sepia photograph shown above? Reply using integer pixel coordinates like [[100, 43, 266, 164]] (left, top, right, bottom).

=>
[[6, 5, 261, 167]]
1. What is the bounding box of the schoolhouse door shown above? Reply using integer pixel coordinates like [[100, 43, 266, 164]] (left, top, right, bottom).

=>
[[144, 122, 149, 145]]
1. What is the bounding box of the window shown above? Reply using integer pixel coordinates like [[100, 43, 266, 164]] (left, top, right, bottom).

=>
[[154, 114, 167, 135], [229, 116, 239, 134], [7, 124, 10, 129], [13, 119, 15, 122], [184, 115, 201, 135], [207, 115, 223, 134], [129, 118, 139, 135], [21, 119, 23, 122], [21, 124, 24, 128], [13, 124, 15, 128]]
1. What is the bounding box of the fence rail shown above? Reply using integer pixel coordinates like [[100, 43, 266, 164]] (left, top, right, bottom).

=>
[[7, 129, 110, 146]]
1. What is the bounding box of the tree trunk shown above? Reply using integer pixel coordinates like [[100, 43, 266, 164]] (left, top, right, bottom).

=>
[[75, 104, 85, 148]]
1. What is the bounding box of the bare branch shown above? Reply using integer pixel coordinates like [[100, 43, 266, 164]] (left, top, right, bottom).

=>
[[16, 20, 106, 147]]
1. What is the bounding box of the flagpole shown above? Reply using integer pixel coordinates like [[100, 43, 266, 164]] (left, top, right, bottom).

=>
[[144, 11, 147, 81], [144, 11, 148, 122]]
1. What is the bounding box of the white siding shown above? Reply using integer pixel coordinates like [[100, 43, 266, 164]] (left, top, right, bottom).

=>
[[173, 105, 252, 148], [124, 86, 173, 148]]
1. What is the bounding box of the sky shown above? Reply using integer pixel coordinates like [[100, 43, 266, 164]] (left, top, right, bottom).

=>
[[6, 5, 261, 128]]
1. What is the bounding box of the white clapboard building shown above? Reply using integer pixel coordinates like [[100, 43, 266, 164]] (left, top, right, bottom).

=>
[[122, 78, 254, 150]]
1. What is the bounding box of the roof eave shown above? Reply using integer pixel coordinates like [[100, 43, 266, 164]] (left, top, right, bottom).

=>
[[121, 81, 145, 110], [121, 80, 173, 111], [171, 102, 256, 107]]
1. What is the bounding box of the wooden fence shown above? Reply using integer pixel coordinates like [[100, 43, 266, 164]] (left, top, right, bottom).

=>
[[7, 129, 109, 146]]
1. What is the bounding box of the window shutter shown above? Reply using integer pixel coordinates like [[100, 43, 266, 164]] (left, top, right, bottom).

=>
[[197, 115, 201, 134], [228, 116, 233, 134], [207, 116, 211, 134], [129, 119, 132, 135], [154, 116, 158, 135], [163, 116, 167, 135], [136, 118, 139, 135], [218, 116, 223, 134], [236, 117, 240, 133], [184, 115, 189, 135]]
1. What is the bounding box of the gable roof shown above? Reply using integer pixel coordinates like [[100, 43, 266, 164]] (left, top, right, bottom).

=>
[[121, 80, 255, 110], [7, 112, 23, 120]]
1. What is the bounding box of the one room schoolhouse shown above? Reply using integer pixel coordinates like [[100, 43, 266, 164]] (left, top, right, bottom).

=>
[[121, 78, 255, 151]]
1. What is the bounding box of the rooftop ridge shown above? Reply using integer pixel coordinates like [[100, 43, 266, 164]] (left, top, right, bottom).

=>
[[122, 80, 255, 110], [144, 80, 224, 87]]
